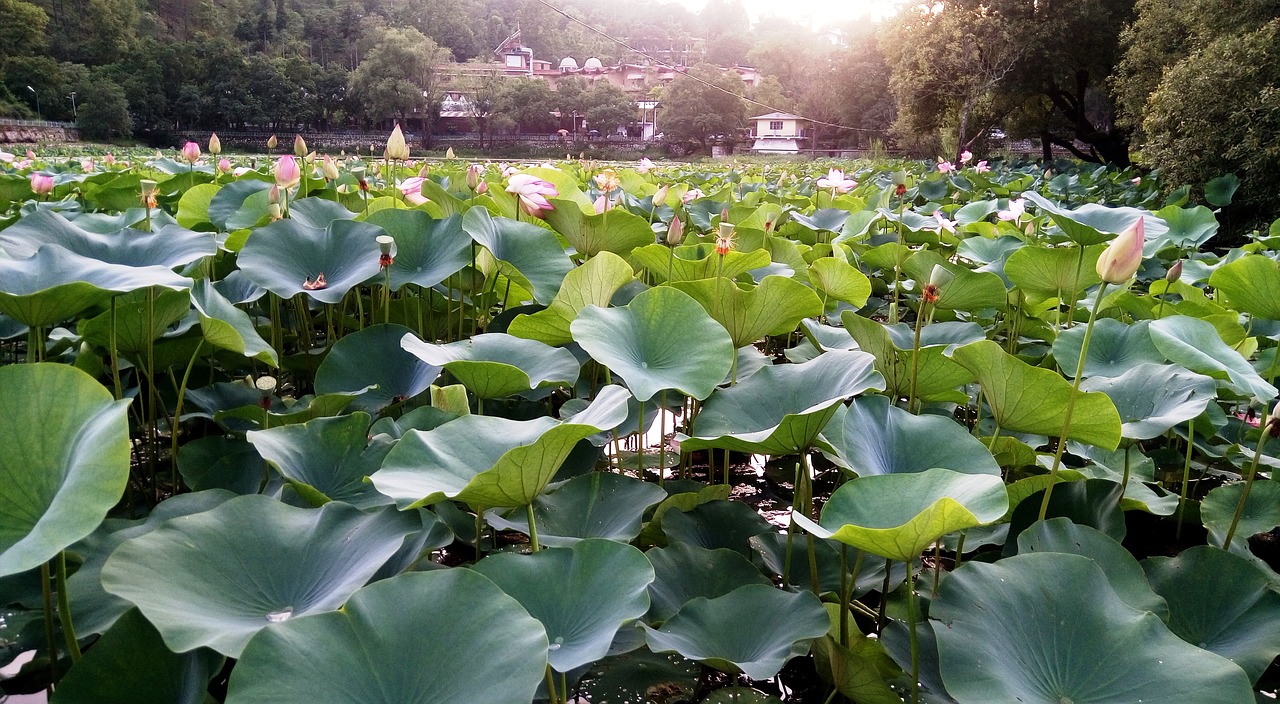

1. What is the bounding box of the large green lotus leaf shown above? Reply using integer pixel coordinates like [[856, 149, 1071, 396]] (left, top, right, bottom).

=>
[[630, 243, 772, 284], [50, 608, 222, 704], [0, 364, 132, 578], [1150, 315, 1277, 401], [842, 313, 977, 404], [681, 350, 883, 455], [78, 287, 192, 355], [0, 245, 191, 327], [825, 395, 1000, 476], [1209, 254, 1280, 321], [101, 495, 419, 657], [1022, 192, 1167, 246], [247, 412, 393, 508], [238, 217, 385, 304], [902, 251, 1008, 311], [1143, 545, 1280, 683], [577, 649, 700, 704], [507, 251, 636, 345], [932, 552, 1253, 703], [66, 491, 236, 637], [188, 279, 277, 366], [543, 198, 655, 256], [1052, 318, 1164, 379], [1079, 363, 1216, 440], [672, 275, 823, 349], [176, 437, 263, 494], [0, 210, 214, 268], [572, 286, 733, 402], [225, 569, 548, 704], [286, 197, 357, 228], [212, 392, 360, 432], [807, 257, 871, 309], [645, 543, 772, 624], [1004, 243, 1104, 299], [364, 210, 471, 291], [314, 324, 439, 412], [661, 500, 775, 557], [372, 385, 630, 509], [1201, 480, 1280, 552], [795, 468, 1008, 562], [487, 472, 666, 547], [1015, 518, 1168, 620], [400, 332, 579, 400], [462, 208, 573, 304], [208, 180, 271, 231], [949, 340, 1122, 450], [474, 539, 655, 672], [175, 182, 219, 229], [643, 584, 829, 680], [1153, 204, 1219, 251]]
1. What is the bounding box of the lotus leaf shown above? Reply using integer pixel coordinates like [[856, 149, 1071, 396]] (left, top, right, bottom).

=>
[[1150, 315, 1277, 401], [1209, 254, 1280, 321], [364, 210, 471, 291], [806, 257, 872, 309], [487, 472, 666, 546], [1052, 318, 1164, 379], [660, 500, 775, 557], [672, 275, 823, 349], [400, 332, 579, 400], [1079, 363, 1216, 440], [543, 198, 656, 256], [0, 210, 214, 268], [630, 243, 772, 284], [823, 395, 1000, 476], [462, 208, 573, 304], [315, 324, 439, 411], [507, 251, 636, 345], [1004, 243, 1104, 299], [247, 412, 393, 507], [237, 217, 385, 304], [189, 279, 277, 365], [645, 543, 772, 623]]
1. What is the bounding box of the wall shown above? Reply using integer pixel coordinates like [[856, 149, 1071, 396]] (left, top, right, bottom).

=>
[[0, 119, 81, 144]]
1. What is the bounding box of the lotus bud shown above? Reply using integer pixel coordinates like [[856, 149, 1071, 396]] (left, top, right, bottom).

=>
[[267, 202, 282, 221], [385, 124, 409, 161], [321, 155, 339, 181], [26, 149, 36, 159], [218, 158, 232, 174], [267, 134, 278, 150], [1096, 218, 1145, 284], [923, 264, 953, 305], [666, 216, 684, 246], [466, 163, 483, 191], [418, 163, 431, 178], [274, 155, 301, 189], [208, 133, 221, 155], [1268, 403, 1280, 439], [180, 141, 201, 164], [445, 147, 455, 159], [720, 206, 730, 225], [268, 185, 281, 204], [652, 185, 669, 207], [29, 173, 54, 195], [476, 180, 487, 194], [1165, 260, 1183, 283], [377, 235, 395, 268], [305, 151, 317, 164], [154, 149, 163, 159], [293, 134, 307, 157], [104, 153, 116, 166]]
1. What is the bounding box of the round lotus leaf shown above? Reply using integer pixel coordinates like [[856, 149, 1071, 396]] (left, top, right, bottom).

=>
[[681, 350, 883, 456], [660, 500, 775, 557], [474, 539, 655, 672], [225, 569, 549, 704], [0, 210, 215, 268], [823, 394, 1000, 476], [0, 363, 132, 577], [364, 210, 471, 291], [315, 324, 440, 412], [101, 495, 419, 656], [462, 208, 573, 304], [794, 468, 1008, 562], [1052, 318, 1164, 379], [572, 286, 734, 402], [1079, 363, 1216, 440], [400, 332, 579, 400], [643, 584, 829, 680], [247, 412, 393, 508], [671, 275, 824, 349], [238, 217, 385, 304], [1150, 315, 1277, 402], [932, 552, 1254, 703], [487, 472, 667, 547], [645, 543, 772, 624]]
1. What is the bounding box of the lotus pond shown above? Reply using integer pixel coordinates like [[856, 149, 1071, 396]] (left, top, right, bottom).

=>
[[2, 146, 1280, 703]]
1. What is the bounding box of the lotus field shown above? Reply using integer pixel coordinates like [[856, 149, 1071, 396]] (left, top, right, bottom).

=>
[[3, 139, 1280, 703]]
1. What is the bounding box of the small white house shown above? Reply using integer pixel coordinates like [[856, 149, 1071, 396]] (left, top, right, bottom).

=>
[[750, 112, 812, 153]]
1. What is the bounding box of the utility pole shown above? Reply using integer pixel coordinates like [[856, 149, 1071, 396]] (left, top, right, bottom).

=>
[[67, 91, 77, 121], [26, 86, 40, 120]]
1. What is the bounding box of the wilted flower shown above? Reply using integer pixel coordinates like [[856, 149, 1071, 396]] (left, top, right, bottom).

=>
[[637, 157, 655, 173], [936, 159, 956, 174], [302, 273, 328, 291], [715, 223, 735, 256], [895, 183, 907, 197], [506, 174, 559, 217], [385, 124, 409, 160], [997, 198, 1025, 222], [30, 173, 54, 195], [266, 202, 282, 221], [924, 264, 954, 305], [960, 150, 973, 164], [208, 133, 221, 155], [594, 168, 620, 193], [817, 168, 857, 193], [180, 141, 201, 164], [274, 155, 301, 189], [267, 134, 278, 150], [1096, 218, 1145, 284], [321, 155, 339, 181]]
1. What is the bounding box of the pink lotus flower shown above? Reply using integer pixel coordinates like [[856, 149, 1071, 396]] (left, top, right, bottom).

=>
[[932, 210, 957, 234], [274, 155, 301, 189], [26, 150, 36, 159], [594, 194, 619, 214], [79, 158, 93, 171], [180, 141, 201, 164], [1, 150, 16, 164], [218, 158, 232, 174], [960, 150, 973, 164], [1132, 177, 1142, 185], [974, 160, 990, 173], [937, 159, 956, 174], [501, 164, 519, 179], [997, 198, 1025, 222], [399, 177, 430, 205], [681, 187, 705, 204], [30, 173, 54, 195], [1096, 218, 1145, 284], [816, 168, 856, 193], [103, 153, 116, 166], [506, 174, 559, 217], [637, 157, 656, 173]]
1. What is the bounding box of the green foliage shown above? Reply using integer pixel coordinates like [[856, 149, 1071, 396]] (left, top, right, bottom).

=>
[[658, 64, 747, 147]]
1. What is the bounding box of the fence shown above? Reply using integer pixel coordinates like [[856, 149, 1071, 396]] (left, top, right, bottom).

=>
[[0, 118, 78, 129]]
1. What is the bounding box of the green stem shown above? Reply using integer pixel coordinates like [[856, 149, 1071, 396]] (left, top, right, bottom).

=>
[[109, 297, 123, 399], [41, 561, 58, 689], [1223, 433, 1270, 550], [1176, 424, 1196, 541], [906, 566, 920, 704], [637, 399, 646, 474], [658, 391, 668, 487], [170, 340, 205, 491], [908, 300, 928, 413], [527, 503, 540, 552], [545, 666, 560, 704], [1063, 244, 1086, 329], [55, 552, 81, 662], [1039, 282, 1109, 520]]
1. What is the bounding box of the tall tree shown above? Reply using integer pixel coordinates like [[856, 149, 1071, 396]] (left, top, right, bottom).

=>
[[347, 26, 451, 131], [658, 64, 746, 148]]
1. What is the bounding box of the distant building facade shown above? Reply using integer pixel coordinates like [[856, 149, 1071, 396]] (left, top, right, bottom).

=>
[[749, 112, 812, 153]]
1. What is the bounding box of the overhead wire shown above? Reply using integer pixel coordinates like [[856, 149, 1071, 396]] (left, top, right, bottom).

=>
[[526, 0, 879, 132]]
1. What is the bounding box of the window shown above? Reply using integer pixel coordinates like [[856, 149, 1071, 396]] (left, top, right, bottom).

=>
[[769, 120, 784, 131]]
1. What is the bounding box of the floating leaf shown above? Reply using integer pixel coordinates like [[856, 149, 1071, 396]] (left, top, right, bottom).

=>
[[238, 218, 385, 304], [543, 199, 656, 256], [824, 395, 1000, 476], [363, 210, 471, 291]]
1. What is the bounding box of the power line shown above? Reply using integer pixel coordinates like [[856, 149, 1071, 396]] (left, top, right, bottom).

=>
[[526, 0, 878, 133]]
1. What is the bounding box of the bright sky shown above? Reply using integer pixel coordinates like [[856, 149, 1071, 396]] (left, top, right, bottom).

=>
[[679, 0, 903, 28]]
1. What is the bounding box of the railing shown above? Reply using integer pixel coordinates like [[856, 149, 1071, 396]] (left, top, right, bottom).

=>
[[0, 118, 77, 129]]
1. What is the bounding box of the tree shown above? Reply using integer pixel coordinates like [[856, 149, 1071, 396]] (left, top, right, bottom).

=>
[[658, 64, 746, 148], [347, 26, 450, 131], [490, 78, 556, 134], [75, 71, 132, 139], [582, 81, 634, 135]]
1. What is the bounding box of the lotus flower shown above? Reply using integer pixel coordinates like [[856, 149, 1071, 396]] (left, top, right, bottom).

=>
[[103, 153, 116, 166], [399, 177, 430, 206], [637, 157, 656, 173], [79, 158, 93, 171], [1096, 218, 1145, 284], [180, 141, 201, 164], [321, 155, 339, 180], [652, 185, 669, 207], [681, 187, 705, 203], [1165, 260, 1183, 283], [506, 174, 558, 217], [208, 133, 221, 155], [816, 168, 856, 193], [218, 158, 232, 174], [385, 124, 409, 160], [29, 173, 54, 195], [294, 134, 307, 157], [274, 155, 301, 189], [937, 159, 956, 174], [932, 210, 957, 234], [997, 198, 1025, 222], [0, 150, 13, 163], [593, 195, 613, 214], [960, 150, 973, 164], [667, 216, 684, 245], [974, 160, 990, 173]]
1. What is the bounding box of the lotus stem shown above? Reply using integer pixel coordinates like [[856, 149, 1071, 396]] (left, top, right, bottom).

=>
[[1119, 445, 1131, 506], [1176, 424, 1196, 540], [474, 509, 485, 558], [637, 399, 646, 474], [526, 503, 540, 552], [1063, 244, 1086, 329], [170, 340, 205, 491], [1223, 432, 1270, 550], [908, 300, 928, 413], [383, 269, 392, 324], [658, 391, 668, 487], [55, 552, 81, 662], [906, 566, 920, 704], [40, 561, 57, 689], [544, 666, 559, 704], [109, 297, 123, 399], [877, 558, 891, 631], [1039, 282, 1109, 520]]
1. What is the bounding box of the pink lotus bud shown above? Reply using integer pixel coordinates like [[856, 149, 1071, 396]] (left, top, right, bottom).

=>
[[26, 150, 36, 159], [666, 216, 684, 246], [218, 158, 232, 174], [30, 173, 54, 195], [1165, 260, 1183, 283], [476, 180, 487, 194], [293, 134, 307, 157], [466, 164, 483, 191], [268, 185, 281, 204], [1096, 218, 1145, 284], [104, 153, 116, 165], [208, 133, 221, 155], [274, 155, 301, 189], [321, 155, 339, 181], [652, 185, 669, 207], [180, 141, 201, 164]]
